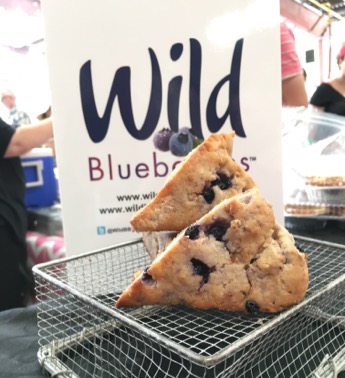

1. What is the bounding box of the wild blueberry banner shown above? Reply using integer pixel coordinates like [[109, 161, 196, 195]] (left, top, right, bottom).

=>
[[42, 0, 282, 255]]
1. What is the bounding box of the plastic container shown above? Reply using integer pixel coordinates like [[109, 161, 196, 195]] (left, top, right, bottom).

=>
[[282, 109, 345, 220], [307, 111, 345, 144], [306, 186, 345, 206], [21, 147, 58, 208]]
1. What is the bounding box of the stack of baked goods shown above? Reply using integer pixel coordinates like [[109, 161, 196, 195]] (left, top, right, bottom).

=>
[[284, 176, 345, 217], [116, 133, 309, 314], [131, 132, 256, 259], [305, 175, 345, 216]]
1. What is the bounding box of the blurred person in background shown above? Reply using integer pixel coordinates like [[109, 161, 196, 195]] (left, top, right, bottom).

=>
[[309, 44, 345, 116], [0, 116, 53, 311], [1, 89, 31, 129], [281, 22, 309, 108], [37, 106, 56, 163]]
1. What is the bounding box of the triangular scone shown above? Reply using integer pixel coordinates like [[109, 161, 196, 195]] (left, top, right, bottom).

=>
[[130, 132, 256, 232], [117, 188, 308, 313]]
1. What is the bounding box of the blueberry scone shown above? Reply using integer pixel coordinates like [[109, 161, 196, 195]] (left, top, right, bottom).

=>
[[117, 188, 309, 313], [130, 132, 256, 232]]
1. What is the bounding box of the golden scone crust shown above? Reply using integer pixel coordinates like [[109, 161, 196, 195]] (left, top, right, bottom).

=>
[[130, 132, 256, 232]]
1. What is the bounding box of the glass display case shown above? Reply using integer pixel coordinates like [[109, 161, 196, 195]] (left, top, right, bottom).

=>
[[282, 108, 345, 223]]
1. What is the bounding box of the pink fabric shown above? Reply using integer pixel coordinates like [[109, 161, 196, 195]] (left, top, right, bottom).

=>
[[26, 231, 66, 267], [280, 23, 302, 80]]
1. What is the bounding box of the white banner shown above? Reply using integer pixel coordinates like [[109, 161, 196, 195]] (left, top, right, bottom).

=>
[[42, 0, 283, 255]]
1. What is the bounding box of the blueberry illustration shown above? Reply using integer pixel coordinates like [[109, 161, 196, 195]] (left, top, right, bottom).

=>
[[179, 127, 197, 140], [153, 128, 173, 152], [193, 138, 204, 148], [169, 132, 193, 157]]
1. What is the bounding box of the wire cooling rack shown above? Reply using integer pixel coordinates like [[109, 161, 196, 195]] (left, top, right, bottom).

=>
[[33, 236, 345, 378]]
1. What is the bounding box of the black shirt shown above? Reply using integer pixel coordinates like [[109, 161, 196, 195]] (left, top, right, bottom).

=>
[[0, 118, 27, 242], [309, 83, 345, 116]]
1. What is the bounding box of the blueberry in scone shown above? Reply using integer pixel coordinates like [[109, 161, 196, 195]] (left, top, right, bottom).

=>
[[245, 300, 260, 314]]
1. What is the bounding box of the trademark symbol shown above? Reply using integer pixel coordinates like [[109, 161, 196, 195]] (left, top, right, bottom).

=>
[[249, 156, 257, 162]]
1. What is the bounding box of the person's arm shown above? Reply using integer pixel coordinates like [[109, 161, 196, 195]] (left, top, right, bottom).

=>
[[280, 23, 308, 108], [4, 117, 53, 158], [282, 74, 308, 108]]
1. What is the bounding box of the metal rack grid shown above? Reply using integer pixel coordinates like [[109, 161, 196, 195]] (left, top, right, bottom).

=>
[[33, 236, 345, 378]]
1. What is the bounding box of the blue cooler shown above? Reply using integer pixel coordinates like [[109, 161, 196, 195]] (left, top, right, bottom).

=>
[[21, 147, 58, 208]]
